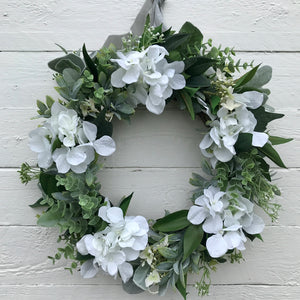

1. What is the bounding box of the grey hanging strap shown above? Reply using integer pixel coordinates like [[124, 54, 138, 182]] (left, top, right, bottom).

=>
[[102, 0, 166, 49]]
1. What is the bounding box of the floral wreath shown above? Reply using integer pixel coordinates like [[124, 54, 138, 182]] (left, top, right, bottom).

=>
[[19, 1, 291, 298]]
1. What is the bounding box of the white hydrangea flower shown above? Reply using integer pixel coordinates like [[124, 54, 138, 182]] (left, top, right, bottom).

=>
[[187, 187, 265, 258], [28, 126, 53, 169], [111, 45, 185, 115], [188, 186, 228, 226], [29, 102, 116, 174], [200, 91, 269, 165], [76, 204, 149, 283]]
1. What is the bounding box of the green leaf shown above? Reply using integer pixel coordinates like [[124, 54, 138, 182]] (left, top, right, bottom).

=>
[[162, 33, 190, 52], [183, 224, 204, 260], [178, 90, 195, 120], [158, 247, 179, 259], [55, 43, 68, 54], [48, 53, 85, 74], [29, 198, 47, 208], [133, 264, 151, 290], [251, 107, 284, 132], [87, 110, 113, 138], [122, 278, 144, 294], [176, 274, 187, 300], [235, 133, 253, 153], [234, 65, 260, 89], [39, 173, 62, 196], [37, 210, 61, 227], [46, 96, 55, 108], [62, 68, 81, 87], [119, 192, 133, 216], [115, 102, 135, 115], [210, 95, 220, 115], [179, 21, 203, 45], [184, 57, 216, 76], [244, 65, 272, 88], [153, 210, 190, 232], [259, 143, 287, 168], [36, 100, 48, 114], [269, 136, 293, 145], [82, 43, 98, 82], [186, 75, 210, 88]]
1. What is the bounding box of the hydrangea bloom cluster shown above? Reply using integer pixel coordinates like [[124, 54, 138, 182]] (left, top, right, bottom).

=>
[[199, 70, 269, 166], [187, 186, 265, 258], [111, 45, 186, 114], [76, 201, 149, 283], [29, 102, 116, 173]]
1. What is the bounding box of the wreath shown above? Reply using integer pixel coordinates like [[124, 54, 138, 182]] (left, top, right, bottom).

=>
[[19, 1, 291, 298]]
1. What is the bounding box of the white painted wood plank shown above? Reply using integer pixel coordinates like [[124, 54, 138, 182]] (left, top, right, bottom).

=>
[[0, 226, 299, 286], [2, 168, 298, 226], [1, 0, 300, 51], [1, 284, 300, 300], [1, 52, 299, 110], [0, 108, 298, 168]]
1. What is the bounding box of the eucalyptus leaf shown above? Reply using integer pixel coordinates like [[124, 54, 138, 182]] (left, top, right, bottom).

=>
[[48, 53, 85, 74], [122, 278, 144, 294], [133, 264, 151, 290]]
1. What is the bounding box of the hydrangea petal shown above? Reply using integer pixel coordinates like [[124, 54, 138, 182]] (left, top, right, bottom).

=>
[[169, 74, 186, 90], [106, 207, 124, 224], [146, 97, 165, 115], [206, 234, 228, 258], [83, 121, 97, 143], [66, 147, 87, 166], [122, 65, 140, 84], [213, 146, 234, 162], [93, 136, 116, 156], [243, 214, 265, 234], [252, 132, 269, 147], [111, 68, 126, 88], [118, 262, 133, 283], [132, 235, 148, 251], [203, 215, 223, 234], [80, 259, 99, 279], [187, 206, 208, 225]]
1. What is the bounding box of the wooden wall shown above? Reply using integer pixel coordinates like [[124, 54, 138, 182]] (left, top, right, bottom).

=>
[[1, 0, 299, 299]]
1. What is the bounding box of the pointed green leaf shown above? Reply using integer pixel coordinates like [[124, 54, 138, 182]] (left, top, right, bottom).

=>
[[259, 143, 287, 168], [210, 95, 221, 115], [119, 192, 133, 216], [251, 107, 284, 132], [269, 136, 293, 145], [183, 224, 204, 260], [162, 33, 190, 52], [176, 274, 187, 300], [153, 210, 190, 232], [179, 21, 203, 45], [178, 90, 195, 120], [29, 198, 47, 208], [234, 65, 260, 89], [82, 43, 98, 82]]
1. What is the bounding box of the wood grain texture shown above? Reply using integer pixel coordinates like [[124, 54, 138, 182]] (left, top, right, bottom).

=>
[[1, 52, 300, 110], [2, 168, 299, 226], [1, 226, 299, 286], [1, 0, 300, 51], [1, 0, 300, 299]]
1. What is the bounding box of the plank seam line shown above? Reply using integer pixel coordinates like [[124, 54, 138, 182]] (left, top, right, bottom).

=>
[[1, 50, 300, 54]]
